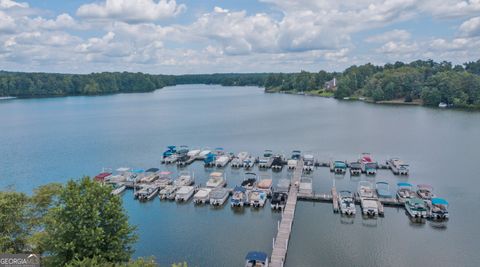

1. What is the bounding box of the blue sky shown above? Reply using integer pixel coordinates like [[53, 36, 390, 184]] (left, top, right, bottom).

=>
[[1, 0, 480, 74]]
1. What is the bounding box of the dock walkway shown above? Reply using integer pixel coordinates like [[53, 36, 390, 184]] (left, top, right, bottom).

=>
[[270, 159, 303, 267]]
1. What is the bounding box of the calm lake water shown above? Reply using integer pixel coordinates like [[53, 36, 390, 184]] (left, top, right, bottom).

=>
[[1, 84, 480, 266]]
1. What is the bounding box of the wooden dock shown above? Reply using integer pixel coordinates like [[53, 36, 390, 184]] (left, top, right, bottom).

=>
[[270, 160, 303, 267]]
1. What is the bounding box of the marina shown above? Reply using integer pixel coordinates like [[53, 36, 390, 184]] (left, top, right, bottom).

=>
[[2, 85, 474, 267]]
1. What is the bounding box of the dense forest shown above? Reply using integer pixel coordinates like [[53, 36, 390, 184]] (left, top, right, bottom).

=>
[[265, 59, 480, 108], [2, 59, 480, 108]]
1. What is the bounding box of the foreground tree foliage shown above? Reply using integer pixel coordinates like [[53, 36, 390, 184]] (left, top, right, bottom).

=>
[[42, 177, 137, 266]]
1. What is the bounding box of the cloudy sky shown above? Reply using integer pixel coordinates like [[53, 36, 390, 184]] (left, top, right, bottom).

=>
[[1, 0, 480, 74]]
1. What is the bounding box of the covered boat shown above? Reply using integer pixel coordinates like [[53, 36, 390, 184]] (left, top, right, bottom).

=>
[[417, 184, 435, 200], [136, 185, 159, 202], [141, 168, 160, 183], [215, 155, 230, 167], [94, 171, 112, 182], [111, 184, 126, 196], [360, 153, 377, 175], [243, 156, 255, 169], [303, 153, 315, 172], [174, 171, 194, 187], [271, 154, 285, 170], [198, 148, 212, 160], [358, 181, 375, 198], [287, 159, 298, 170], [242, 173, 257, 190], [193, 188, 212, 204], [430, 198, 449, 220], [204, 152, 216, 167], [159, 185, 178, 200], [257, 178, 273, 196], [209, 188, 230, 206], [271, 191, 288, 210], [387, 158, 409, 175], [245, 251, 269, 267], [349, 162, 362, 176], [333, 161, 347, 174], [231, 186, 247, 207], [360, 198, 379, 217], [163, 145, 176, 158], [248, 189, 267, 208], [338, 190, 356, 215], [405, 197, 427, 218], [175, 186, 195, 202], [291, 150, 302, 160], [396, 182, 414, 203], [156, 171, 173, 187], [206, 172, 226, 188], [376, 181, 393, 198]]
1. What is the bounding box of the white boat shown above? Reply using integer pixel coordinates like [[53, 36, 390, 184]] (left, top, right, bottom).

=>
[[198, 149, 212, 160], [111, 184, 126, 195], [248, 189, 267, 208], [231, 186, 247, 207], [187, 149, 201, 159], [438, 102, 448, 108], [163, 154, 178, 164], [271, 154, 285, 170], [387, 158, 409, 175], [349, 162, 362, 176], [215, 155, 230, 167], [358, 181, 375, 198], [156, 171, 173, 187], [257, 178, 273, 196], [338, 190, 356, 215], [136, 185, 159, 202], [303, 154, 315, 172], [141, 168, 160, 183], [243, 156, 255, 169], [396, 182, 414, 203], [299, 177, 313, 195], [360, 198, 379, 216], [175, 186, 195, 202], [210, 188, 230, 206], [159, 185, 178, 200], [287, 159, 298, 170], [174, 171, 194, 187], [231, 152, 250, 168], [417, 184, 435, 200], [193, 188, 212, 204], [206, 172, 226, 188]]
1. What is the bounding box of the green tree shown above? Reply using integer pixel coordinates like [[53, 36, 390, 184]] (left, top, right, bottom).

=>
[[42, 177, 137, 266], [0, 191, 30, 253], [421, 87, 442, 106]]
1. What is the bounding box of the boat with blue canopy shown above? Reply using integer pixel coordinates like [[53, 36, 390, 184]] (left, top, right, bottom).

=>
[[163, 145, 176, 158], [231, 186, 247, 207], [245, 251, 269, 267], [376, 181, 393, 198], [430, 198, 449, 220], [396, 182, 414, 203]]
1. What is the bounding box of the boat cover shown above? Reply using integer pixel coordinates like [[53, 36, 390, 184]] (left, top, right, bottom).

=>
[[245, 251, 267, 262]]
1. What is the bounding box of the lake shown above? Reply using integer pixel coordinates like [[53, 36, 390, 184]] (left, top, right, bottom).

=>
[[1, 84, 480, 266]]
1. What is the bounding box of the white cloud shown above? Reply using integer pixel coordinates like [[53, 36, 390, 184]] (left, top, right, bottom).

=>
[[0, 0, 28, 9], [77, 0, 186, 23], [459, 16, 480, 37], [377, 40, 418, 54], [0, 10, 15, 33], [365, 29, 411, 43]]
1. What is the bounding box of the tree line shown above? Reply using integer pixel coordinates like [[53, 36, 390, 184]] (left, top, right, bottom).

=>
[[0, 177, 186, 267], [2, 59, 480, 108], [264, 59, 480, 108]]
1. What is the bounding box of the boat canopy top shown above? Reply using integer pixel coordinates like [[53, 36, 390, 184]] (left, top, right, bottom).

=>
[[116, 167, 130, 172], [350, 162, 361, 168], [245, 251, 268, 262], [408, 197, 425, 205], [132, 169, 144, 173], [358, 181, 373, 188], [417, 184, 433, 190], [234, 186, 246, 193], [167, 145, 176, 150], [210, 172, 223, 178], [339, 190, 353, 197], [397, 182, 413, 187], [159, 171, 171, 176], [334, 161, 347, 168], [211, 188, 229, 198], [432, 198, 448, 206], [361, 154, 373, 163], [376, 181, 389, 186], [95, 172, 111, 179], [145, 168, 159, 173], [258, 179, 273, 188]]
